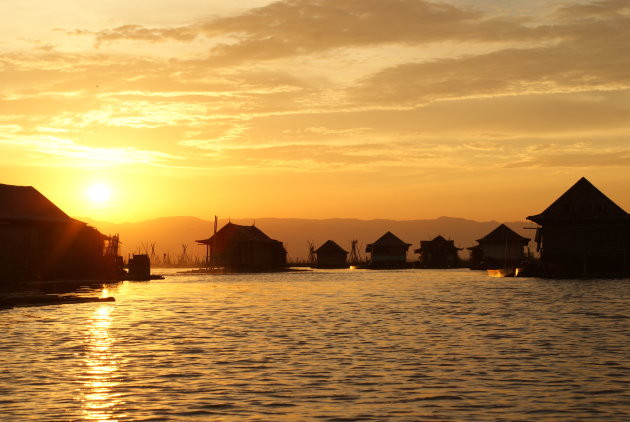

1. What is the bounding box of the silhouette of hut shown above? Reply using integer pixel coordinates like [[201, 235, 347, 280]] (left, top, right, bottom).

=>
[[365, 231, 411, 269], [128, 254, 151, 280], [196, 222, 286, 271], [527, 177, 630, 276], [0, 183, 116, 287], [415, 235, 462, 268], [468, 224, 529, 270], [314, 240, 348, 268]]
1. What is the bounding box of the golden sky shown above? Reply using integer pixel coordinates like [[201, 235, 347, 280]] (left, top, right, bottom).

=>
[[2, 0, 629, 223]]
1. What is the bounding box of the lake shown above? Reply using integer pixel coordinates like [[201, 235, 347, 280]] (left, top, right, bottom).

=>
[[2, 268, 630, 421]]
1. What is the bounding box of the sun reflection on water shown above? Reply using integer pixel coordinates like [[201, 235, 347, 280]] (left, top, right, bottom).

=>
[[100, 287, 109, 299], [80, 304, 125, 421]]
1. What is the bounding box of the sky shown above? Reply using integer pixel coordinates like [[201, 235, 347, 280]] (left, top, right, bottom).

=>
[[1, 0, 629, 223]]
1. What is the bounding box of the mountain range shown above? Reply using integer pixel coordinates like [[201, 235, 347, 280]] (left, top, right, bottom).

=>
[[79, 216, 536, 263]]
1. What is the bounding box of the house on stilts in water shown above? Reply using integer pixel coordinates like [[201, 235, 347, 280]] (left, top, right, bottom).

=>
[[314, 240, 348, 268], [527, 177, 630, 277], [415, 235, 462, 268], [468, 224, 530, 270], [196, 222, 287, 272], [365, 231, 411, 269], [0, 183, 123, 289]]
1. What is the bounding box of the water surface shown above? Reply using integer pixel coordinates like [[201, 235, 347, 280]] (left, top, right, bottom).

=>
[[2, 269, 630, 421]]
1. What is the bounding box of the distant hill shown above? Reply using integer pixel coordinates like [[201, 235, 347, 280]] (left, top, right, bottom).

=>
[[78, 216, 536, 263]]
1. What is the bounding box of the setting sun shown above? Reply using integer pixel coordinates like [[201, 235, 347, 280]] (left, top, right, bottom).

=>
[[86, 183, 112, 204]]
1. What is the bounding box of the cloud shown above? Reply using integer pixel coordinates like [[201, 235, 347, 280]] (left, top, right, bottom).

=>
[[0, 137, 181, 168], [510, 150, 630, 169], [555, 0, 630, 19], [352, 40, 630, 106], [199, 142, 414, 171], [4, 0, 630, 181], [345, 0, 630, 106], [72, 25, 198, 47], [79, 0, 542, 63], [200, 0, 543, 64]]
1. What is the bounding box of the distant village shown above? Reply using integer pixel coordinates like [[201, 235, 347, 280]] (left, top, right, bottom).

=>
[[1, 177, 629, 297]]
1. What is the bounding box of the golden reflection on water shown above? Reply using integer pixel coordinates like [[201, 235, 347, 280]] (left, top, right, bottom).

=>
[[100, 287, 109, 299], [80, 304, 125, 421]]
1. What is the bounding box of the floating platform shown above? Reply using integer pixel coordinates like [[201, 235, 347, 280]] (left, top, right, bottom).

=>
[[0, 294, 114, 310]]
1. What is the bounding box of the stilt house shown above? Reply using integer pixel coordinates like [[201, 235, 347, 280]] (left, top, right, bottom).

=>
[[415, 235, 462, 268], [196, 222, 287, 271], [468, 224, 529, 269], [527, 177, 630, 276], [314, 240, 348, 268], [365, 231, 411, 269], [0, 183, 116, 288]]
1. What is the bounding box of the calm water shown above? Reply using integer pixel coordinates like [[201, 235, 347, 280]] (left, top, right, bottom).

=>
[[2, 269, 630, 421]]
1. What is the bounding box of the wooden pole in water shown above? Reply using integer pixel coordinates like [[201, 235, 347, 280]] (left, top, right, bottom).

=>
[[211, 215, 218, 269]]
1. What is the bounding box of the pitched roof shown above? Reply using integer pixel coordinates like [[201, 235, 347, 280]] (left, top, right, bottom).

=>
[[367, 231, 411, 247], [527, 177, 629, 223], [315, 240, 348, 254], [0, 183, 74, 223], [418, 235, 460, 250], [197, 222, 279, 245], [477, 224, 529, 243]]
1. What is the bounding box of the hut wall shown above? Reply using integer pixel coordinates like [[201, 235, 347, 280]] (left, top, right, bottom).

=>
[[39, 223, 105, 280], [418, 246, 459, 267], [481, 242, 525, 261], [219, 241, 285, 271], [540, 222, 630, 274], [541, 224, 627, 255], [369, 245, 408, 263], [316, 252, 347, 268], [0, 223, 40, 285], [0, 222, 106, 285]]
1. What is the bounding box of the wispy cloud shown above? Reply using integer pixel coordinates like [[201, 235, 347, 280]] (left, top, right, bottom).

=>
[[2, 0, 630, 189], [196, 0, 544, 64], [0, 137, 181, 168]]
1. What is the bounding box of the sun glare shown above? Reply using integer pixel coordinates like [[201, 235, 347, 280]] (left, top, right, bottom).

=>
[[87, 183, 112, 204]]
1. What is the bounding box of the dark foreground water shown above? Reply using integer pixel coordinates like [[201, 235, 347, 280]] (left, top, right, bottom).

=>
[[2, 269, 630, 421]]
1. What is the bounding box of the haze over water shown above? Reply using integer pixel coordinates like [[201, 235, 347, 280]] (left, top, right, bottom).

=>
[[2, 269, 630, 421]]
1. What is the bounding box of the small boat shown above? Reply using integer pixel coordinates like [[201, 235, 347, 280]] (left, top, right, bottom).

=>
[[487, 268, 522, 278]]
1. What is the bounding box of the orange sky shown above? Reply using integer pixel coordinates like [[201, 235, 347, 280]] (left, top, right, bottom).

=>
[[2, 0, 629, 223]]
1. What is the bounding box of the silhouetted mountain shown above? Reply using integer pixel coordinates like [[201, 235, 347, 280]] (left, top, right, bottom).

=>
[[79, 216, 535, 263]]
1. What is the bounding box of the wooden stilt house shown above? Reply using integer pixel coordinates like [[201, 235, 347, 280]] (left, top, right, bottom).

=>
[[314, 240, 348, 268], [365, 231, 411, 269], [196, 222, 287, 272], [468, 224, 529, 270], [0, 183, 117, 288], [527, 177, 630, 277], [415, 235, 462, 268]]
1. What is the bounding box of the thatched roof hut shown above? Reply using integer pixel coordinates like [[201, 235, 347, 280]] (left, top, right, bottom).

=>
[[415, 235, 462, 268], [469, 224, 529, 270], [365, 231, 411, 269], [527, 177, 630, 276], [197, 222, 286, 271], [314, 240, 348, 268], [0, 183, 112, 285]]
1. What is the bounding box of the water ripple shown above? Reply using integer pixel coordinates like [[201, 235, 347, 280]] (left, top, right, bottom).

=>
[[1, 270, 630, 421]]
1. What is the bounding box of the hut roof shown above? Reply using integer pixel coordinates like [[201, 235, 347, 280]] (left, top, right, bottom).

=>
[[423, 235, 453, 245], [367, 231, 411, 247], [477, 224, 529, 243], [315, 240, 348, 254], [196, 222, 279, 245], [418, 235, 461, 250], [0, 183, 74, 223], [527, 177, 629, 224]]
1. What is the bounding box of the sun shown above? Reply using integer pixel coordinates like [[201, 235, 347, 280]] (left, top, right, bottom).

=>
[[86, 183, 112, 204]]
